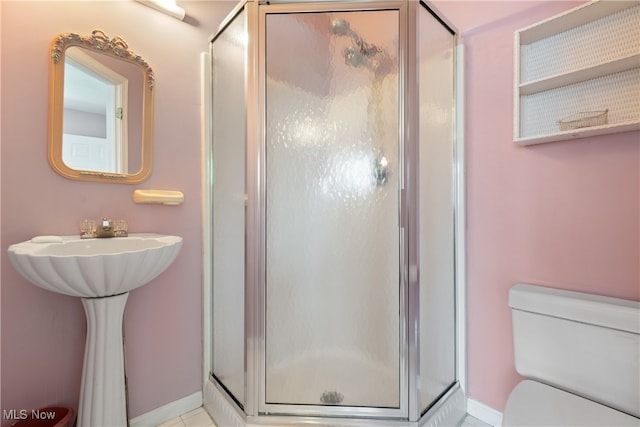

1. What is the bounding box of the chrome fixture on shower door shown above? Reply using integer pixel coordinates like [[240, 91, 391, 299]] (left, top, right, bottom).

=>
[[208, 0, 461, 425]]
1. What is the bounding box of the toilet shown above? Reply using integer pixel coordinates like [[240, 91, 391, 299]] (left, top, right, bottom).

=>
[[503, 283, 640, 426]]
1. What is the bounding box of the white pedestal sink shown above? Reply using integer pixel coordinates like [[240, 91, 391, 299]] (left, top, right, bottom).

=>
[[8, 233, 182, 427]]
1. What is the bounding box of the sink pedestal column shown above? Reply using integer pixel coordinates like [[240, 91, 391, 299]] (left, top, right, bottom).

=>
[[79, 292, 129, 426]]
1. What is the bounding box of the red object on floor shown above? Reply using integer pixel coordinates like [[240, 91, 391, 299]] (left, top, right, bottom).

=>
[[10, 407, 75, 427]]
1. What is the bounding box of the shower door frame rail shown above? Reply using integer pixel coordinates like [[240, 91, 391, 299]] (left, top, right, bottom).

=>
[[206, 0, 466, 425], [254, 0, 409, 421]]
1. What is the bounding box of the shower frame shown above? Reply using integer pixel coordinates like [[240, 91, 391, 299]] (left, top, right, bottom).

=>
[[202, 0, 467, 425]]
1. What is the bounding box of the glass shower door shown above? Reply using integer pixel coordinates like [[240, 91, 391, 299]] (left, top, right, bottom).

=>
[[417, 3, 457, 415], [211, 6, 247, 408], [262, 6, 402, 412]]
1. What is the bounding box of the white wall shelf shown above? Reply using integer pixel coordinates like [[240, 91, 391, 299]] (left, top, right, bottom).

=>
[[514, 0, 640, 145]]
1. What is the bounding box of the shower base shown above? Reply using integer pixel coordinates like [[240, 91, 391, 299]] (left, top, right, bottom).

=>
[[266, 349, 399, 408]]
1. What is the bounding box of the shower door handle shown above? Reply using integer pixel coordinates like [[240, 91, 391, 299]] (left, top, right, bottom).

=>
[[408, 264, 418, 284]]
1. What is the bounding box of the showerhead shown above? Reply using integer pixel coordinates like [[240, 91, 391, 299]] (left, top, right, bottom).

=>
[[343, 46, 367, 68], [330, 19, 353, 37], [330, 18, 385, 71]]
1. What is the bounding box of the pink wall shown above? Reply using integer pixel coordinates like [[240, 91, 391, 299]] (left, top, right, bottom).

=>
[[435, 0, 640, 414], [0, 1, 235, 422], [2, 0, 639, 423]]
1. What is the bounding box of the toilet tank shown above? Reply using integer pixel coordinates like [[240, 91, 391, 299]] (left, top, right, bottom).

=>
[[509, 283, 640, 417]]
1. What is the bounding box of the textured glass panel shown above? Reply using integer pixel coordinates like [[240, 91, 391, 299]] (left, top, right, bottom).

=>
[[211, 9, 247, 406], [417, 5, 457, 413], [265, 10, 400, 408]]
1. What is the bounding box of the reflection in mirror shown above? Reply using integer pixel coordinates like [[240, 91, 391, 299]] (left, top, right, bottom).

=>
[[49, 30, 154, 183], [63, 47, 144, 174]]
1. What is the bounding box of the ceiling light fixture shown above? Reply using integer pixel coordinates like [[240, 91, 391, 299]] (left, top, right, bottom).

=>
[[135, 0, 185, 21]]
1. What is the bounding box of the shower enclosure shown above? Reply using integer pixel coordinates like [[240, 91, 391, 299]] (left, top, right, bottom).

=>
[[204, 0, 464, 425]]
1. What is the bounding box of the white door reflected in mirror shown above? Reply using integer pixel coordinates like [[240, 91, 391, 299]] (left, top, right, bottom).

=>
[[63, 47, 128, 174]]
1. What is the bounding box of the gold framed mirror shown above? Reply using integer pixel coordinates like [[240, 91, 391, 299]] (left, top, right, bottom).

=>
[[48, 30, 154, 183]]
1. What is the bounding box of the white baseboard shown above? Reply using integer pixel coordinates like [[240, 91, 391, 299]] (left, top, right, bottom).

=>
[[466, 398, 503, 427], [129, 391, 203, 427]]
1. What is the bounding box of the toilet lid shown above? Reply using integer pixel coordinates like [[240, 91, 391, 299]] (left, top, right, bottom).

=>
[[503, 380, 640, 427]]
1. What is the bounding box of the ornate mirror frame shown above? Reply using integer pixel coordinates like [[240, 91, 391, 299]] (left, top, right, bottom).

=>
[[48, 30, 154, 183]]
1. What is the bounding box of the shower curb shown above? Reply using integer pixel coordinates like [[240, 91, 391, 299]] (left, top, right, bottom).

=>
[[205, 380, 466, 427]]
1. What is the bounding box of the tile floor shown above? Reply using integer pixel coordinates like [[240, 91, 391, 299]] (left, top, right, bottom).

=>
[[460, 414, 490, 426], [156, 407, 216, 427], [158, 408, 490, 427]]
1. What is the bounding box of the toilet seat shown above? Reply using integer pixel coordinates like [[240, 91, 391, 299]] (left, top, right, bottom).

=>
[[503, 380, 640, 427]]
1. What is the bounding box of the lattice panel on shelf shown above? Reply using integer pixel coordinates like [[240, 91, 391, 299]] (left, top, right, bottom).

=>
[[521, 4, 640, 83], [520, 68, 640, 138]]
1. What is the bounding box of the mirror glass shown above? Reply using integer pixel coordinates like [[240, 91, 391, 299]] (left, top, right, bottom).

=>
[[49, 30, 154, 183]]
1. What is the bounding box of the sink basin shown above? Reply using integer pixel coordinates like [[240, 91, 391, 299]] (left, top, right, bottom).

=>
[[7, 233, 182, 426], [8, 233, 182, 298]]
